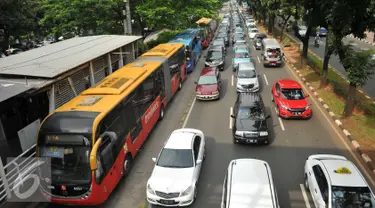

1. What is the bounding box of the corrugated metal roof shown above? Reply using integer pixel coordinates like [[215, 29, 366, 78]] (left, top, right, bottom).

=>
[[0, 35, 142, 79], [0, 79, 33, 102]]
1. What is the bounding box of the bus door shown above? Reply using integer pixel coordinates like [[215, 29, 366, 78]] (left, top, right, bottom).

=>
[[161, 61, 173, 103], [95, 134, 120, 195]]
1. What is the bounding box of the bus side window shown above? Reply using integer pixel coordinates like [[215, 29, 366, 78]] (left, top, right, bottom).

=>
[[121, 94, 140, 143], [102, 105, 128, 153]]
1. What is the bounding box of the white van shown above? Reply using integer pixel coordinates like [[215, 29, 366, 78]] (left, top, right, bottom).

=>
[[261, 38, 283, 67], [221, 159, 280, 208]]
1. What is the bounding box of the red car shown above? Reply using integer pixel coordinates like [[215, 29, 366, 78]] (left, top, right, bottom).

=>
[[271, 79, 312, 119], [195, 67, 221, 100]]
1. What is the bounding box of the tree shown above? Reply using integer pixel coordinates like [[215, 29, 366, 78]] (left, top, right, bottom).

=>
[[136, 0, 221, 30], [301, 0, 320, 58], [38, 0, 125, 38], [0, 0, 39, 49], [340, 46, 375, 116], [323, 0, 375, 117], [276, 0, 301, 41]]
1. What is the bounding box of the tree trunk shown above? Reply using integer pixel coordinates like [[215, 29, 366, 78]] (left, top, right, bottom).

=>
[[302, 20, 313, 58], [280, 15, 292, 41], [268, 15, 273, 34], [320, 34, 331, 88], [343, 83, 357, 117]]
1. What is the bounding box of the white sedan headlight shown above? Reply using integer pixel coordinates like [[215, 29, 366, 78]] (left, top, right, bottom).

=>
[[235, 131, 244, 137], [181, 186, 193, 197], [147, 184, 155, 194], [259, 131, 268, 136]]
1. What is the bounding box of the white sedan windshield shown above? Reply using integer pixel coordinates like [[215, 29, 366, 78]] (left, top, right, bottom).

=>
[[332, 186, 375, 208], [156, 148, 194, 168]]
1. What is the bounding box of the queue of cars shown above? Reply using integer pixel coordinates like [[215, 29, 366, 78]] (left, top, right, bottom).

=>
[[146, 1, 375, 207]]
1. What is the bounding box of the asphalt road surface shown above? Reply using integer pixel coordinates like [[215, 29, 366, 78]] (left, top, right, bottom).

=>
[[283, 27, 375, 99], [11, 16, 375, 208]]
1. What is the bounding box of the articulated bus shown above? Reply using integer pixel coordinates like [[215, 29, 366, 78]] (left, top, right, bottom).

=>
[[134, 43, 187, 103], [169, 28, 203, 73], [36, 61, 171, 205]]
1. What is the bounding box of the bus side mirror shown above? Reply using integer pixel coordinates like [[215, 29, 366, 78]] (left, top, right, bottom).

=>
[[101, 131, 117, 142], [90, 138, 103, 170]]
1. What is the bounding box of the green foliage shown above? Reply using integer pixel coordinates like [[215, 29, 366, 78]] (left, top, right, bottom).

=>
[[0, 0, 39, 39], [146, 30, 180, 49], [38, 0, 125, 37], [341, 46, 375, 87], [136, 0, 221, 30]]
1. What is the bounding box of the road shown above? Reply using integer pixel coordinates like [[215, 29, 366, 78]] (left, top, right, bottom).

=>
[[11, 14, 375, 208], [282, 26, 375, 99]]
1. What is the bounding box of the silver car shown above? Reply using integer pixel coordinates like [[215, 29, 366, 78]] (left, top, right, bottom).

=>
[[236, 62, 260, 93]]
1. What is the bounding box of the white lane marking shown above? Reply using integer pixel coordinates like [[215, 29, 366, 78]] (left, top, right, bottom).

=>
[[231, 75, 234, 87], [300, 184, 312, 208], [263, 74, 269, 85], [257, 56, 261, 64], [286, 62, 375, 188], [274, 107, 285, 131], [253, 45, 256, 50], [229, 107, 233, 129], [182, 97, 196, 128]]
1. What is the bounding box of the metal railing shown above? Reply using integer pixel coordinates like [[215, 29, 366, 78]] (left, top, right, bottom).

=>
[[0, 144, 37, 204]]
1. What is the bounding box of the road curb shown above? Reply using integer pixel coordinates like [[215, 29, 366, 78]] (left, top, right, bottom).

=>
[[283, 56, 375, 173]]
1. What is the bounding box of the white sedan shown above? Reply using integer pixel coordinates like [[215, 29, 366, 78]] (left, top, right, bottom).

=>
[[304, 154, 375, 208], [146, 128, 206, 207], [248, 28, 259, 39]]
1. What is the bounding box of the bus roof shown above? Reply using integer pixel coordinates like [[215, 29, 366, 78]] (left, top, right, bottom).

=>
[[141, 43, 184, 58], [54, 61, 162, 114]]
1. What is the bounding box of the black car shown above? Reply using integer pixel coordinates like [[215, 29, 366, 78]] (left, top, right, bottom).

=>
[[216, 32, 229, 46], [205, 49, 225, 71], [231, 93, 271, 145], [212, 39, 226, 54]]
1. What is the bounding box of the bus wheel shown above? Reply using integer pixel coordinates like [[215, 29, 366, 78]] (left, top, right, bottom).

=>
[[123, 155, 133, 177], [178, 79, 182, 91], [159, 105, 164, 121]]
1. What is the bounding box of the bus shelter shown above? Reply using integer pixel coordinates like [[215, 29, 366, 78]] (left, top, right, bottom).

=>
[[196, 18, 217, 48]]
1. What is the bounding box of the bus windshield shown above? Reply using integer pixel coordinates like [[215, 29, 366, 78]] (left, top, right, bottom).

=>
[[39, 134, 92, 184]]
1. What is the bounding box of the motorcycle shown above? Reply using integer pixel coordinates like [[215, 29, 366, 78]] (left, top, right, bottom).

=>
[[314, 39, 320, 47]]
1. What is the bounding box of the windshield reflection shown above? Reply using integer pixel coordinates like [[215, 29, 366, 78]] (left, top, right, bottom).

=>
[[281, 88, 305, 100], [332, 186, 375, 208], [157, 149, 194, 168]]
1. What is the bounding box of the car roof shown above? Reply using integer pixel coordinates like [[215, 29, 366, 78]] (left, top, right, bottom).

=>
[[278, 79, 301, 89], [320, 159, 367, 187], [164, 130, 194, 149], [239, 62, 255, 70], [238, 92, 261, 106], [228, 159, 275, 208]]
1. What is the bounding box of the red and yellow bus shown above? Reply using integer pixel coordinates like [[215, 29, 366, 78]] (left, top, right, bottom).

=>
[[134, 43, 187, 105], [36, 61, 172, 205]]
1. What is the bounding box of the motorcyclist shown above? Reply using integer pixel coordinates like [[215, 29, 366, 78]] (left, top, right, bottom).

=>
[[314, 32, 320, 46]]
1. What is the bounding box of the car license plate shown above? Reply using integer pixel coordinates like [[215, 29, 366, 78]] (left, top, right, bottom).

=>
[[159, 199, 175, 205], [293, 112, 302, 115], [247, 139, 256, 143]]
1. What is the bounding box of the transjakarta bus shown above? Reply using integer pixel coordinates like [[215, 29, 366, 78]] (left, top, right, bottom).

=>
[[134, 43, 187, 99], [169, 28, 203, 72], [36, 61, 172, 205]]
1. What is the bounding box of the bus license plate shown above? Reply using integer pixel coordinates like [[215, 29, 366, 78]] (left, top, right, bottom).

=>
[[160, 199, 175, 205]]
